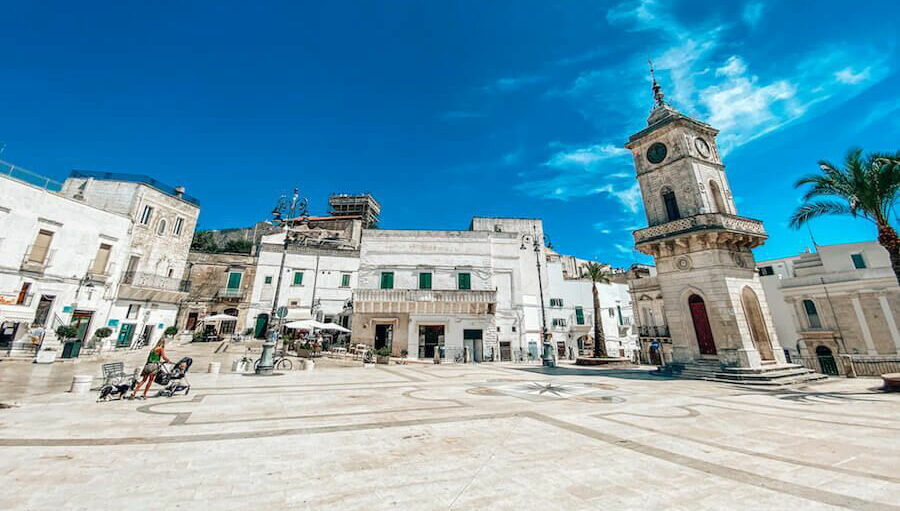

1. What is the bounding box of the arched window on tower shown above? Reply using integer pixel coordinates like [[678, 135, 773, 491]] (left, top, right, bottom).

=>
[[661, 188, 681, 221], [709, 180, 727, 214]]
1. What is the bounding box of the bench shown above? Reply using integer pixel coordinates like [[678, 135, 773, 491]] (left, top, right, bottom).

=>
[[101, 362, 129, 385]]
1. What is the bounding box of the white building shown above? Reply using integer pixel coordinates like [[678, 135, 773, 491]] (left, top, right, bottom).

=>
[[58, 170, 199, 349], [1, 161, 132, 357], [246, 216, 362, 336], [758, 241, 900, 376]]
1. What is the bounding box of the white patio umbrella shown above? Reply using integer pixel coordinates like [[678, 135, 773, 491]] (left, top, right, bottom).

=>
[[201, 313, 239, 322], [317, 323, 351, 333], [283, 319, 349, 332]]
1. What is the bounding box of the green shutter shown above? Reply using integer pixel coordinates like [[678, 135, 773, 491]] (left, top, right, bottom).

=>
[[575, 307, 585, 325], [380, 272, 394, 289], [419, 272, 432, 289], [227, 272, 242, 289], [293, 271, 303, 285], [341, 274, 351, 287], [458, 273, 471, 290]]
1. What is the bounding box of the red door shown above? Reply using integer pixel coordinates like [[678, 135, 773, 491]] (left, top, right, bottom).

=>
[[688, 295, 717, 355]]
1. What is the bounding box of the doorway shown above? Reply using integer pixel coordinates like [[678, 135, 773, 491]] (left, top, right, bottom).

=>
[[140, 324, 155, 347], [741, 287, 774, 361], [499, 341, 511, 362], [463, 329, 483, 362], [375, 324, 393, 351], [34, 295, 55, 327], [117, 323, 136, 347], [816, 345, 838, 375], [418, 325, 444, 358], [254, 314, 269, 339], [186, 312, 199, 331], [688, 294, 717, 356]]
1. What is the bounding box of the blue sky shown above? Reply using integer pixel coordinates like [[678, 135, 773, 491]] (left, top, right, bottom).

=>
[[2, 0, 898, 266]]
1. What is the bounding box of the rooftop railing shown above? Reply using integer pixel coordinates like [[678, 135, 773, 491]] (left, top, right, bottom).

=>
[[0, 160, 63, 191], [69, 170, 200, 206]]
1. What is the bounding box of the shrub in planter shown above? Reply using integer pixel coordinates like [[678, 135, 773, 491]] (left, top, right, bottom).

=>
[[94, 327, 113, 340], [164, 326, 178, 337], [55, 325, 78, 341], [374, 346, 392, 364]]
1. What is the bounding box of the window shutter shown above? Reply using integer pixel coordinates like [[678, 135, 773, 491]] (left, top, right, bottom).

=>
[[575, 307, 585, 325], [293, 272, 303, 285], [381, 272, 394, 289], [92, 244, 112, 274], [29, 230, 54, 263], [458, 273, 471, 290], [419, 272, 432, 289], [227, 272, 243, 289]]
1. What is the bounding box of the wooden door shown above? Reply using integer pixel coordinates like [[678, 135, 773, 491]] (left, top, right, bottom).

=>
[[688, 295, 717, 355]]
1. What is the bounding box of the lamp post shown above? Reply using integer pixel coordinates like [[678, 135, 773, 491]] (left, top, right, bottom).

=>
[[256, 189, 308, 375], [521, 226, 553, 366]]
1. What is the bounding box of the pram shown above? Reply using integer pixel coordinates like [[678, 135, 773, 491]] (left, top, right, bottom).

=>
[[155, 357, 193, 397]]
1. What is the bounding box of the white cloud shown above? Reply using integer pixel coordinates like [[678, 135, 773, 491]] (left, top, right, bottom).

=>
[[614, 243, 633, 254], [544, 144, 628, 170], [502, 148, 524, 166], [485, 75, 544, 93], [834, 66, 872, 84], [595, 182, 642, 213], [440, 110, 484, 121], [742, 2, 765, 28]]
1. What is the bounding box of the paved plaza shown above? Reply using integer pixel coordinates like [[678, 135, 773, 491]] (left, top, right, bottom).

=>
[[1, 345, 899, 510]]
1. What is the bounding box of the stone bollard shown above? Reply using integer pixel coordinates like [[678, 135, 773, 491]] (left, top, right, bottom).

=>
[[70, 375, 93, 394], [208, 361, 221, 374], [302, 359, 315, 371]]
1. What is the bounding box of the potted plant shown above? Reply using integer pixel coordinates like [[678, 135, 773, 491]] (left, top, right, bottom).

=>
[[374, 346, 392, 365], [55, 324, 81, 359], [164, 326, 178, 338], [296, 341, 313, 358], [94, 327, 113, 351]]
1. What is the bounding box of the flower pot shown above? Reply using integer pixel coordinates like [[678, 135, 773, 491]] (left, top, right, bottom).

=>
[[376, 355, 390, 365]]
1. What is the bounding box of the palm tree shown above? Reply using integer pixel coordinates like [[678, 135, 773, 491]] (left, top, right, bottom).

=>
[[582, 262, 613, 358], [789, 148, 900, 285]]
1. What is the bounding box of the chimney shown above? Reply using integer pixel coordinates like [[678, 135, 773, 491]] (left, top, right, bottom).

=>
[[174, 186, 185, 198]]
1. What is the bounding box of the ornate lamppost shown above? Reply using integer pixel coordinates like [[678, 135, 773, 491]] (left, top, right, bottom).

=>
[[256, 189, 309, 375], [520, 226, 554, 367]]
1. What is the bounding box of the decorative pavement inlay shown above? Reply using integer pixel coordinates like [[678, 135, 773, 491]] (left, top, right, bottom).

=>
[[468, 380, 625, 403]]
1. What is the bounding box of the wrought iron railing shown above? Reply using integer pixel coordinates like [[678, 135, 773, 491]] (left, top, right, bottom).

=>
[[218, 287, 245, 299], [638, 325, 670, 337], [353, 289, 496, 303], [634, 213, 766, 244]]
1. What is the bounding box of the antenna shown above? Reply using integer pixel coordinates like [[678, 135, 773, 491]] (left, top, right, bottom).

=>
[[806, 223, 819, 251]]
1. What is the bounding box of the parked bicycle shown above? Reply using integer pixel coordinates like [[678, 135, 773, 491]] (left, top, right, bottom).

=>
[[254, 349, 293, 371]]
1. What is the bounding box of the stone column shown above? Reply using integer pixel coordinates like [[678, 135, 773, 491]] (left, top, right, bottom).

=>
[[850, 294, 878, 355], [877, 292, 900, 354]]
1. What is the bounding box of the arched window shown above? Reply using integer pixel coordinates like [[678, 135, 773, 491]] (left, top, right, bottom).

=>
[[803, 299, 822, 329], [157, 218, 168, 235], [661, 188, 681, 221], [709, 180, 726, 214]]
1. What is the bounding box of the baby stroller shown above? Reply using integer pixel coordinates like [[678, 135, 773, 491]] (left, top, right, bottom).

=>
[[156, 357, 193, 397]]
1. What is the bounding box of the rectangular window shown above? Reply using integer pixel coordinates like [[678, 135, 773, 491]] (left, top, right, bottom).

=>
[[28, 230, 54, 263], [341, 274, 351, 288], [173, 217, 185, 236], [552, 318, 567, 328], [851, 253, 867, 269], [609, 309, 615, 318], [575, 306, 585, 325], [418, 272, 432, 290], [91, 244, 112, 274], [226, 272, 242, 289], [293, 271, 304, 286], [264, 276, 273, 284], [126, 304, 140, 320], [457, 272, 471, 290], [380, 272, 394, 289], [550, 298, 564, 307], [758, 266, 774, 276], [803, 300, 822, 329], [139, 205, 154, 225]]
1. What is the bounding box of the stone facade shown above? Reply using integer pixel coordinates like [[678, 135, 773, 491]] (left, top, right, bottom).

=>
[[178, 251, 258, 337], [626, 86, 785, 369], [758, 241, 900, 375]]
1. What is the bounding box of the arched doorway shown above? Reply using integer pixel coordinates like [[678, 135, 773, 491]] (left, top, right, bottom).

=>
[[254, 313, 269, 339], [709, 180, 727, 213], [688, 294, 717, 355], [815, 345, 838, 375], [221, 308, 239, 335], [740, 287, 774, 361]]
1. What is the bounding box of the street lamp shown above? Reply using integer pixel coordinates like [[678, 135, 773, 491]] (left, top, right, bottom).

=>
[[256, 189, 309, 375], [521, 226, 554, 367]]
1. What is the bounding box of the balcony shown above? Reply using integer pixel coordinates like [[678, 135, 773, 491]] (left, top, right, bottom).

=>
[[353, 288, 496, 315], [20, 246, 56, 274], [119, 271, 190, 303], [217, 287, 245, 300], [86, 260, 116, 283], [638, 325, 670, 338], [633, 213, 767, 256]]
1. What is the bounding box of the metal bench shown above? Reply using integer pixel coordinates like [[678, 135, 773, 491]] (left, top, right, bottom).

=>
[[101, 362, 129, 385]]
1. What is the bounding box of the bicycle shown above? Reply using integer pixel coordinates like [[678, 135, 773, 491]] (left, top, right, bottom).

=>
[[254, 352, 293, 371]]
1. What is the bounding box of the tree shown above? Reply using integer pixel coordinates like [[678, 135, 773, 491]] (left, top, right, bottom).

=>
[[222, 239, 253, 254], [191, 231, 219, 253], [789, 148, 900, 285], [582, 262, 613, 358], [55, 324, 78, 341]]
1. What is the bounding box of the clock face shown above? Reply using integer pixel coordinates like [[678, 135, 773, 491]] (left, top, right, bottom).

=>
[[694, 137, 711, 158], [646, 142, 667, 164]]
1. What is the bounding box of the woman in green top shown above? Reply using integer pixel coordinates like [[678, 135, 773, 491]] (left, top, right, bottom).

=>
[[131, 339, 171, 399]]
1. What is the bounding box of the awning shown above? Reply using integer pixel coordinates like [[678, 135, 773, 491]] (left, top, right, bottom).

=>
[[283, 319, 349, 332], [0, 306, 36, 324]]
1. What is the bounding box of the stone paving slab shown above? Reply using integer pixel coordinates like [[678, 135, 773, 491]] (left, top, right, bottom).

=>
[[1, 348, 899, 510]]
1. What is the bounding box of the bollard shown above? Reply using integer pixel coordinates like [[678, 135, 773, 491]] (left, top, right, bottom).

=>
[[302, 359, 315, 371], [208, 361, 221, 374], [70, 375, 93, 394]]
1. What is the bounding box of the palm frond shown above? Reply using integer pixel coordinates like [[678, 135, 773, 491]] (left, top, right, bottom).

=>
[[789, 201, 853, 229]]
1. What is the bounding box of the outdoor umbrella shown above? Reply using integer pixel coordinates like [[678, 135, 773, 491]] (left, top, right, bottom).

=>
[[317, 323, 351, 333]]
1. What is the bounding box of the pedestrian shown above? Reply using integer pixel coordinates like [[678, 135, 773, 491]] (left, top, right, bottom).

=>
[[131, 338, 171, 400]]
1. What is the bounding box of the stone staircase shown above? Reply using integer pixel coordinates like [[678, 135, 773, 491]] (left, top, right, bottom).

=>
[[668, 360, 827, 386]]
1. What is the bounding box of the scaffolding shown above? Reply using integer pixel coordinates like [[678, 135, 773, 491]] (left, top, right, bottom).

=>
[[328, 193, 381, 228]]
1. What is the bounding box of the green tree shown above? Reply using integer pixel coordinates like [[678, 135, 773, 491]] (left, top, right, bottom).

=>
[[222, 239, 253, 254], [191, 231, 219, 253], [582, 262, 613, 358], [789, 148, 900, 285]]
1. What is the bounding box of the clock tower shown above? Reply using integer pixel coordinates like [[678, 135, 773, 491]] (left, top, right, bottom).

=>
[[626, 70, 790, 372]]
